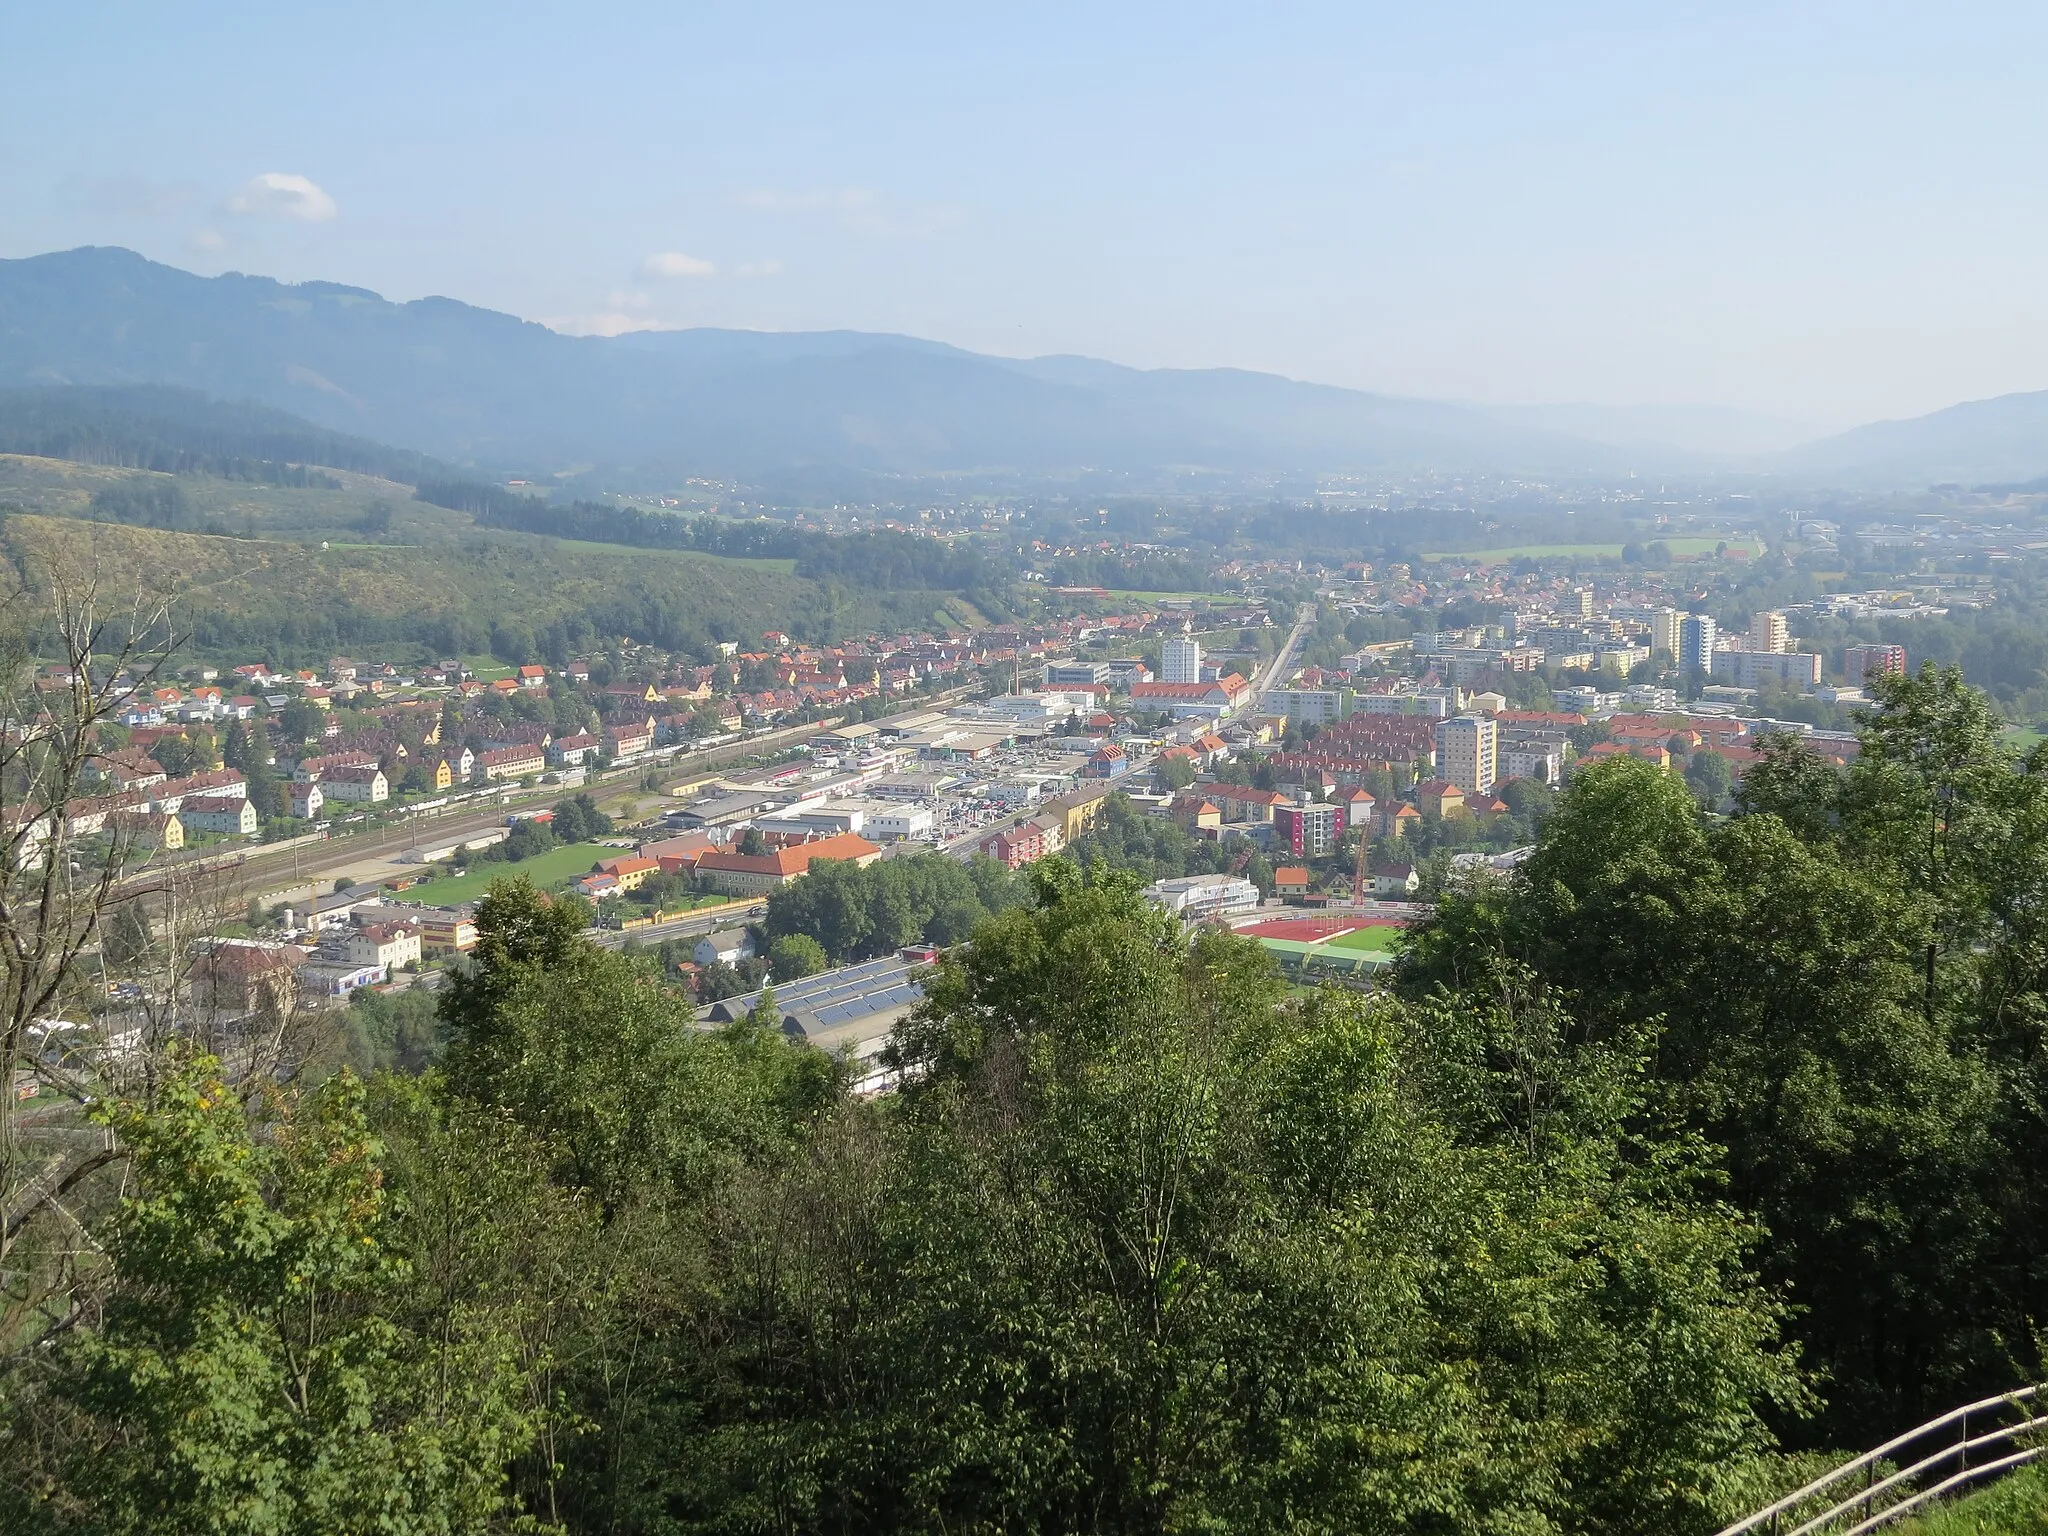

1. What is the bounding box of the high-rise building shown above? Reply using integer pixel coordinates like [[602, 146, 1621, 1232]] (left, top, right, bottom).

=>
[[1748, 610, 1790, 654], [1679, 615, 1717, 674], [1273, 802, 1341, 858], [1570, 587, 1594, 620], [1648, 606, 1683, 658], [1845, 643, 1908, 679], [1432, 713, 1499, 794], [1161, 636, 1202, 685]]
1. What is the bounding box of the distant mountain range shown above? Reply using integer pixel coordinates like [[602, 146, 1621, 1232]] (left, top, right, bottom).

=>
[[1, 246, 2045, 489]]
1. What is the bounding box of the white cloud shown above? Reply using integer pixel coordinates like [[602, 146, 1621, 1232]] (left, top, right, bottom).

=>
[[545, 288, 677, 336], [190, 228, 226, 252], [547, 311, 677, 338], [735, 258, 784, 277], [227, 172, 338, 222], [639, 251, 716, 278]]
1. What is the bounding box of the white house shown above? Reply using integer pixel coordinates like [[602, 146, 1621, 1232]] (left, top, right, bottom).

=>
[[321, 765, 389, 804], [288, 781, 324, 820], [694, 930, 757, 968], [178, 795, 259, 836], [344, 922, 421, 972]]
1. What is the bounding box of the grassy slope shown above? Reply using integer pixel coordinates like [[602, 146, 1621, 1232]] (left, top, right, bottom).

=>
[[0, 453, 470, 543], [1895, 1465, 2048, 1534]]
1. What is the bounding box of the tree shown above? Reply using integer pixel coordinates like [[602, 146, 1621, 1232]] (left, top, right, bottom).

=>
[[1684, 746, 1733, 808], [766, 932, 826, 980], [38, 1056, 536, 1533], [735, 827, 765, 857], [244, 751, 283, 820], [1154, 755, 1196, 790], [277, 700, 325, 745], [220, 718, 252, 773], [148, 733, 211, 778], [550, 793, 612, 844]]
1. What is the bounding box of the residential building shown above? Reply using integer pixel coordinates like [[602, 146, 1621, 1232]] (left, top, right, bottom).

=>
[[321, 764, 389, 804], [1555, 686, 1622, 716], [1503, 744, 1562, 786], [1082, 743, 1131, 778], [1039, 785, 1115, 845], [1415, 779, 1468, 819], [979, 822, 1045, 870], [287, 781, 324, 820], [475, 746, 544, 783], [517, 664, 548, 689], [1647, 606, 1683, 658], [1380, 802, 1421, 839], [1622, 684, 1681, 713], [1679, 615, 1717, 673], [603, 717, 655, 758], [1142, 874, 1259, 922], [292, 750, 377, 784], [345, 922, 422, 973], [1267, 688, 1354, 725], [1749, 610, 1791, 654], [1712, 650, 1823, 688], [1846, 643, 1908, 679], [1199, 783, 1289, 824], [693, 831, 884, 896], [1273, 866, 1314, 901], [550, 733, 599, 766], [1273, 802, 1341, 858], [179, 795, 258, 837], [1161, 635, 1202, 685], [1372, 863, 1421, 897], [1433, 714, 1499, 795], [110, 810, 182, 850], [419, 911, 478, 954], [595, 855, 659, 891], [192, 941, 304, 1012], [695, 930, 756, 967]]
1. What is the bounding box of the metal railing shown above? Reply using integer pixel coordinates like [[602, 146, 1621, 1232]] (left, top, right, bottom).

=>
[[1717, 1385, 2042, 1536]]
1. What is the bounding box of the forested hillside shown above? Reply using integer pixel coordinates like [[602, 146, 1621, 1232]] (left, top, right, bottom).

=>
[[0, 513, 963, 664]]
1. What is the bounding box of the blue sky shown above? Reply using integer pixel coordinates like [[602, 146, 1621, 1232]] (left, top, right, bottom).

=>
[[6, 2, 2046, 425]]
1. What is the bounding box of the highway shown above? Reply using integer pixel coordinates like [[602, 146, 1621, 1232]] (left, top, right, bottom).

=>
[[1252, 613, 1315, 712]]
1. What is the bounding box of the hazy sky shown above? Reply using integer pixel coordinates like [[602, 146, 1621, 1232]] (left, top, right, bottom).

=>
[[6, 2, 2046, 426]]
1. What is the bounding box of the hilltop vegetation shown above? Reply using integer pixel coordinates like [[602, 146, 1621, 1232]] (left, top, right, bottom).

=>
[[0, 512, 965, 665]]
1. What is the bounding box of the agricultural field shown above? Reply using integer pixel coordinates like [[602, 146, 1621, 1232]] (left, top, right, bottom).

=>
[[1429, 535, 1769, 563]]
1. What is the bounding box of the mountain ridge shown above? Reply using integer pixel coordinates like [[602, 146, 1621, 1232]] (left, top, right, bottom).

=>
[[0, 247, 1615, 482], [4, 246, 2046, 488]]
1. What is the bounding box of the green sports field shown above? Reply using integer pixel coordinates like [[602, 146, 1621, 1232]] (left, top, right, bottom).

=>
[[1323, 925, 1404, 954]]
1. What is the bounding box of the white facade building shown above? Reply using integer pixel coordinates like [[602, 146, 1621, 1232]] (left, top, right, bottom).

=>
[[1432, 714, 1499, 795], [1161, 636, 1203, 685], [1142, 874, 1259, 922]]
